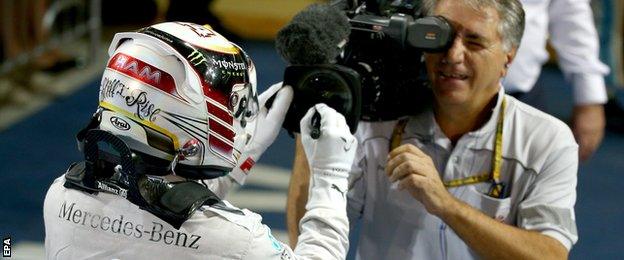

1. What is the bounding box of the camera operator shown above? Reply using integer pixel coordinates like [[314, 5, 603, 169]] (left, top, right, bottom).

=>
[[44, 22, 357, 259], [287, 0, 578, 259]]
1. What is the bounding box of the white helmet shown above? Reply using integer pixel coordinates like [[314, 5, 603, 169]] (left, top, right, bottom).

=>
[[96, 22, 259, 179]]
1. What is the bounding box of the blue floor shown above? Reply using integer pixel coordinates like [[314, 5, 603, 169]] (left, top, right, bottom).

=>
[[1, 41, 623, 259]]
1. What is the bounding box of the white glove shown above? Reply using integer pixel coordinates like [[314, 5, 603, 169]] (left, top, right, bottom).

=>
[[229, 82, 293, 184], [298, 103, 357, 243], [300, 104, 357, 179]]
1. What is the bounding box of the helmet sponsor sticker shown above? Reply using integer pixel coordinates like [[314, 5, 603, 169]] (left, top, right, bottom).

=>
[[100, 76, 162, 122], [107, 53, 179, 99], [172, 22, 239, 54], [110, 116, 131, 131], [211, 58, 246, 71], [180, 22, 216, 38]]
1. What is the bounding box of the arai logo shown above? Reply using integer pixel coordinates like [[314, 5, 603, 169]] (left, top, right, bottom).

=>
[[110, 116, 131, 130]]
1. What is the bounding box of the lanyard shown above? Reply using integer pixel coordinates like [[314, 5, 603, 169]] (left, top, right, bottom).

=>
[[389, 97, 507, 194]]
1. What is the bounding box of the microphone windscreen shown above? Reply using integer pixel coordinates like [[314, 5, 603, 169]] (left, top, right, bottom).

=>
[[275, 3, 350, 65]]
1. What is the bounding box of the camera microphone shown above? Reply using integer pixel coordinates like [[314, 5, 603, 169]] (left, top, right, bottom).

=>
[[275, 3, 350, 65], [274, 3, 362, 135]]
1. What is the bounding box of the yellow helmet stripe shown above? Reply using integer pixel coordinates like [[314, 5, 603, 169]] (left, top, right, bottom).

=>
[[99, 101, 180, 150]]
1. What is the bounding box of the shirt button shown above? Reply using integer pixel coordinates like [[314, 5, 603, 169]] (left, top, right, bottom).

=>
[[452, 156, 459, 163]]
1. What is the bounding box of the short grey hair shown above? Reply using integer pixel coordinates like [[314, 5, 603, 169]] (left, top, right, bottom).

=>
[[421, 0, 525, 51]]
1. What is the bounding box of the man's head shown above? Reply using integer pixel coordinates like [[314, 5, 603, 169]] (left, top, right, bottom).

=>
[[423, 0, 524, 52], [95, 22, 259, 180], [421, 0, 525, 108]]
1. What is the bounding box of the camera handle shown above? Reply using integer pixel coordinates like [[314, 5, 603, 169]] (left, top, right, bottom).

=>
[[349, 14, 454, 51]]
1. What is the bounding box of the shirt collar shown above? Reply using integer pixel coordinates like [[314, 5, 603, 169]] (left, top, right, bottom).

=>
[[405, 86, 506, 146], [467, 87, 505, 138]]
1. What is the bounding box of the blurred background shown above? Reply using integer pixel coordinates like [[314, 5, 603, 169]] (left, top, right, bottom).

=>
[[0, 0, 622, 259]]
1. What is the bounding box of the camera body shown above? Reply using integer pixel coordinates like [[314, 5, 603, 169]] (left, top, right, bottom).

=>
[[282, 0, 454, 133]]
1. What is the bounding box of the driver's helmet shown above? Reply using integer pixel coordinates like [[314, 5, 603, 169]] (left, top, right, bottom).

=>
[[97, 22, 258, 179]]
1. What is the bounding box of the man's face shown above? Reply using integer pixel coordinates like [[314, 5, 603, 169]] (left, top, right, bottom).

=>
[[424, 0, 515, 108]]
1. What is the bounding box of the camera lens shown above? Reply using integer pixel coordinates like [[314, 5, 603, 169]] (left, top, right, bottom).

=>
[[299, 70, 352, 114]]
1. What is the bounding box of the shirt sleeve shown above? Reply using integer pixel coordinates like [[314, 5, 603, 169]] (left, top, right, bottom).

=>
[[548, 0, 610, 104], [292, 170, 350, 259], [244, 172, 350, 260], [516, 141, 579, 251], [243, 222, 296, 259]]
